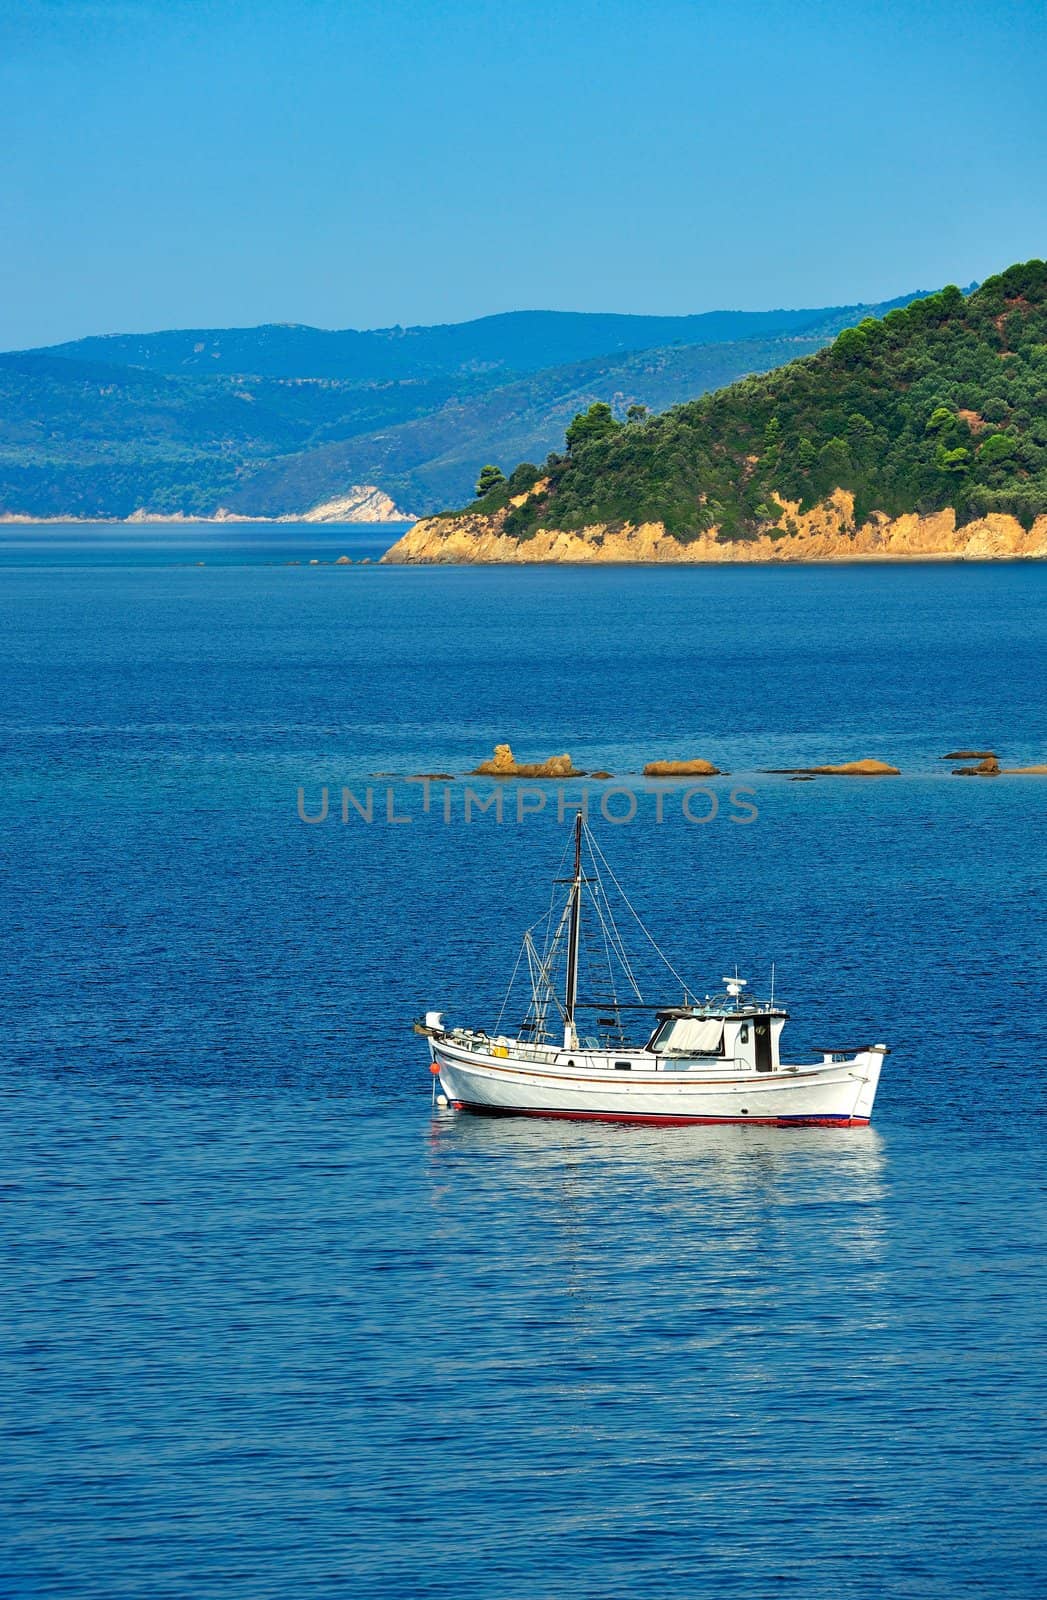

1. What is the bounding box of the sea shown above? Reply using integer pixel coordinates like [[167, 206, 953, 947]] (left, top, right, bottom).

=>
[[1, 522, 1044, 1599]]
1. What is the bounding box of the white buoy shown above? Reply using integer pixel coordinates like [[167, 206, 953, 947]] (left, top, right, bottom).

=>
[[436, 1093, 449, 1108]]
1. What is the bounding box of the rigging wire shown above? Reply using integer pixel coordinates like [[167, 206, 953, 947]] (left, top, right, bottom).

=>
[[587, 872, 644, 1003], [493, 932, 529, 1036], [524, 929, 566, 1034], [585, 824, 696, 1001], [593, 863, 645, 999], [498, 841, 573, 1038], [496, 818, 698, 1040]]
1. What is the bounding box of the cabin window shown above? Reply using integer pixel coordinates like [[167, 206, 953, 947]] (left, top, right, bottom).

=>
[[615, 1061, 631, 1071], [740, 1024, 749, 1044], [650, 1017, 725, 1055]]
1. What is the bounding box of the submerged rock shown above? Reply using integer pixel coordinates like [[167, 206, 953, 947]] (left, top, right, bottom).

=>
[[811, 760, 900, 776], [952, 756, 1001, 776], [769, 759, 900, 776], [942, 749, 996, 760], [643, 759, 722, 777]]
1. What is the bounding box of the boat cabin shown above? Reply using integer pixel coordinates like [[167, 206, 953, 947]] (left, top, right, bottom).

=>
[[646, 1002, 788, 1073]]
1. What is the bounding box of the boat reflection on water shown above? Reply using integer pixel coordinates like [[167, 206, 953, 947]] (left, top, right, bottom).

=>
[[424, 1115, 890, 1402], [426, 1112, 888, 1268]]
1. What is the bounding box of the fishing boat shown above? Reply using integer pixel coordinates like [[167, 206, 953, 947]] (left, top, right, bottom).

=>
[[416, 814, 887, 1127]]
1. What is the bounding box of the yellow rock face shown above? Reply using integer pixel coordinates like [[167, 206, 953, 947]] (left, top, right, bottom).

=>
[[643, 759, 722, 777], [470, 743, 582, 778], [381, 490, 1047, 565], [476, 742, 517, 774], [772, 759, 901, 775]]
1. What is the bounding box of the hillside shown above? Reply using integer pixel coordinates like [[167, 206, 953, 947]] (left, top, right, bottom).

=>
[[223, 301, 920, 518], [0, 351, 484, 518], [0, 296, 924, 519], [385, 262, 1047, 562]]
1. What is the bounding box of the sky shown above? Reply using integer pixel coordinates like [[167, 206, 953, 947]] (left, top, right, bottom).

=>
[[1, 0, 1045, 348]]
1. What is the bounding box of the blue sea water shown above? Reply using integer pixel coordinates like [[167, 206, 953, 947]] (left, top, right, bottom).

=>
[[1, 525, 1045, 1599]]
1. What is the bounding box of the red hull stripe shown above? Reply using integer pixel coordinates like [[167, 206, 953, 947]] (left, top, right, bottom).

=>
[[450, 1100, 869, 1128]]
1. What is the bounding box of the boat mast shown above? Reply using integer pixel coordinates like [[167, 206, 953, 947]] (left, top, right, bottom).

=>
[[564, 811, 583, 1050]]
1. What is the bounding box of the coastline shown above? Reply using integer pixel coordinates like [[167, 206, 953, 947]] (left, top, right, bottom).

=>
[[0, 486, 414, 528], [381, 490, 1047, 565], [0, 511, 416, 528]]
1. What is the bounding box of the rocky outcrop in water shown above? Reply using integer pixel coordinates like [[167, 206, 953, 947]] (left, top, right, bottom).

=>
[[643, 759, 722, 777], [470, 744, 583, 778]]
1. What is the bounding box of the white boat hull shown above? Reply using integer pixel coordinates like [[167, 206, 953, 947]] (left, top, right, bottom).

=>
[[432, 1039, 885, 1127]]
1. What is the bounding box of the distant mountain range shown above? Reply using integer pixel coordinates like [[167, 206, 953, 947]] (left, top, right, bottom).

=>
[[0, 296, 933, 520]]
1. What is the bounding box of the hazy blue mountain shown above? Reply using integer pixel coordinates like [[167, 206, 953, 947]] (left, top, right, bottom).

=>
[[32, 301, 919, 383], [1, 293, 930, 518]]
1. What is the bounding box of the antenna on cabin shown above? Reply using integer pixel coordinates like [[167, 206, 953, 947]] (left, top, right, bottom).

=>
[[770, 962, 776, 1007]]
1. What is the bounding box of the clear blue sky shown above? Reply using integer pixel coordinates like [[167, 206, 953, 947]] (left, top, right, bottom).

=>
[[2, 0, 1045, 347]]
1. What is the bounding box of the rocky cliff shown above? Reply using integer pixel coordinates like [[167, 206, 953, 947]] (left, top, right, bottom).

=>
[[381, 490, 1047, 564], [298, 486, 412, 523]]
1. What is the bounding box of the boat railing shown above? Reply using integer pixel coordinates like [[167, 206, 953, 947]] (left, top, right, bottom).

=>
[[447, 1032, 559, 1064]]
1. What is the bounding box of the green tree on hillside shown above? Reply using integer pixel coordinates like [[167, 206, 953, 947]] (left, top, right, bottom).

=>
[[833, 326, 869, 366], [475, 464, 506, 498], [507, 462, 541, 492], [565, 402, 620, 453], [979, 433, 1016, 467]]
